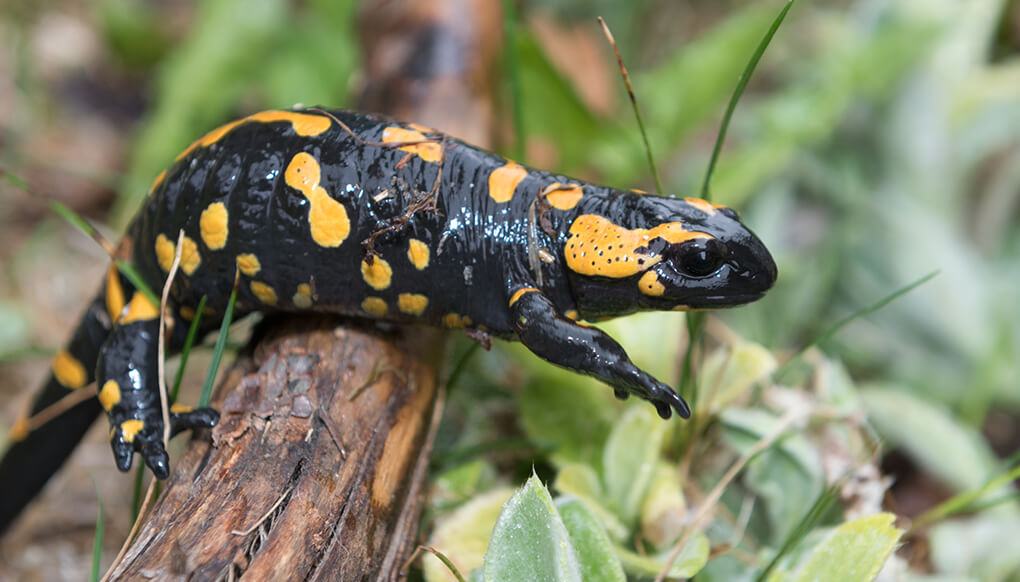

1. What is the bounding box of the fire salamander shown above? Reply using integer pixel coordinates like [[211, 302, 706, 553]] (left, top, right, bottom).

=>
[[0, 108, 776, 530]]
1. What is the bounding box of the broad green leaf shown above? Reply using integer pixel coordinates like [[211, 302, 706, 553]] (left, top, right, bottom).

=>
[[483, 475, 582, 582], [699, 341, 778, 412], [553, 463, 628, 541], [425, 488, 514, 582], [639, 462, 687, 549], [791, 513, 902, 582], [860, 386, 997, 492], [602, 404, 668, 525], [555, 497, 626, 582], [615, 533, 710, 579], [599, 312, 684, 382]]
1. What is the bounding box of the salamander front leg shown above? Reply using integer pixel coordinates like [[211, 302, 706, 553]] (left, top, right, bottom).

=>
[[508, 289, 691, 419], [96, 315, 218, 478]]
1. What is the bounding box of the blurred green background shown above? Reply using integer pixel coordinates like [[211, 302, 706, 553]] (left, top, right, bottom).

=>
[[0, 0, 1018, 580]]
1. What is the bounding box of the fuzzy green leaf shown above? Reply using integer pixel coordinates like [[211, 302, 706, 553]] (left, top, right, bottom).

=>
[[791, 513, 902, 582]]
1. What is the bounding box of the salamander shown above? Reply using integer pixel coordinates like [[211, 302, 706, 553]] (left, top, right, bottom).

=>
[[0, 108, 776, 531]]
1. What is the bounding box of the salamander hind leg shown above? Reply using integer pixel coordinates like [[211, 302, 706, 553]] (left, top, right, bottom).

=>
[[509, 288, 691, 419], [95, 301, 218, 478]]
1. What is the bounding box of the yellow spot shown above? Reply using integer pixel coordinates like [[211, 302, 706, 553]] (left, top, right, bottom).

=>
[[565, 214, 712, 278], [176, 110, 332, 161], [509, 287, 539, 307], [408, 122, 436, 133], [149, 170, 167, 194], [105, 265, 125, 323], [361, 297, 388, 316], [543, 183, 584, 210], [382, 126, 441, 162], [236, 253, 261, 276], [99, 380, 121, 411], [52, 350, 87, 389], [672, 305, 691, 311], [120, 292, 160, 324], [631, 188, 647, 194], [565, 309, 579, 321], [155, 234, 201, 275], [639, 271, 665, 296], [199, 202, 229, 250], [285, 152, 351, 247], [361, 257, 393, 290], [407, 239, 430, 270], [398, 293, 429, 316], [8, 416, 29, 442], [293, 283, 313, 308], [155, 234, 175, 272], [170, 403, 193, 414], [250, 281, 278, 305], [180, 306, 196, 321], [120, 419, 145, 443], [443, 313, 472, 328], [179, 236, 201, 275], [683, 197, 726, 215], [488, 161, 528, 203]]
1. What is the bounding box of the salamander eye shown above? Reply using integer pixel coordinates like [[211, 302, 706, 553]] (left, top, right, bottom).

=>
[[676, 239, 726, 277]]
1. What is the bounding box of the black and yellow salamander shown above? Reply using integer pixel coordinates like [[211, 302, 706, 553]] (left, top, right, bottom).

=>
[[0, 108, 776, 531]]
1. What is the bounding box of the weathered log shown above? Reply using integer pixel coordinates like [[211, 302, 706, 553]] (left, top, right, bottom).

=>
[[107, 318, 443, 580]]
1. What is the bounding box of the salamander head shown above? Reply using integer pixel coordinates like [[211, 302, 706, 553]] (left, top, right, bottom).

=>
[[564, 194, 777, 318]]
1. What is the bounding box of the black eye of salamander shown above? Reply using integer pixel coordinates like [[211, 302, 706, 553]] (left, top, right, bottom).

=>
[[677, 239, 725, 277]]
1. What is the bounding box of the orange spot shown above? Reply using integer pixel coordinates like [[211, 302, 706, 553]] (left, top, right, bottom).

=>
[[488, 161, 528, 203], [105, 265, 125, 322], [170, 403, 193, 413], [683, 197, 726, 215], [509, 287, 539, 307], [382, 126, 442, 162], [638, 271, 665, 296], [179, 306, 196, 321], [120, 419, 145, 443], [99, 380, 121, 411], [442, 313, 472, 328], [149, 170, 167, 194], [543, 183, 584, 210], [155, 234, 201, 274], [564, 309, 580, 321], [250, 281, 278, 305], [120, 291, 160, 324], [361, 257, 393, 290], [8, 416, 29, 442], [285, 153, 351, 247], [52, 350, 87, 389], [407, 239, 430, 270], [176, 110, 331, 161], [565, 214, 712, 278], [199, 202, 229, 250], [398, 293, 429, 316], [293, 283, 313, 308], [361, 297, 388, 316], [236, 253, 261, 276]]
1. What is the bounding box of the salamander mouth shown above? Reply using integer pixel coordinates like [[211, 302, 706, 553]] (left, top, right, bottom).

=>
[[689, 292, 767, 308]]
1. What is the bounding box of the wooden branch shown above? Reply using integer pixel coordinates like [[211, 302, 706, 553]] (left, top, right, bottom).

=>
[[107, 317, 443, 580]]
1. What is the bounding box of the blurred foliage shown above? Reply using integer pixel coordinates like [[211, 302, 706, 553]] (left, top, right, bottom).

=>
[[2, 0, 1019, 580]]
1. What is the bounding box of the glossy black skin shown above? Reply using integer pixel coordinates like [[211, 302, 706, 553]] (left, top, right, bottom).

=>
[[0, 108, 775, 532]]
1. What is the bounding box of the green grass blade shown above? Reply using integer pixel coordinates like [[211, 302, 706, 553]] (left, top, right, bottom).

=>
[[910, 461, 1020, 532], [90, 477, 105, 582], [503, 0, 524, 162], [598, 17, 663, 195], [200, 285, 237, 407], [114, 260, 161, 309], [446, 342, 480, 391], [48, 200, 99, 239], [1, 168, 29, 190], [702, 0, 795, 201], [171, 295, 208, 401], [755, 482, 841, 582], [678, 312, 706, 404], [776, 270, 939, 380]]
